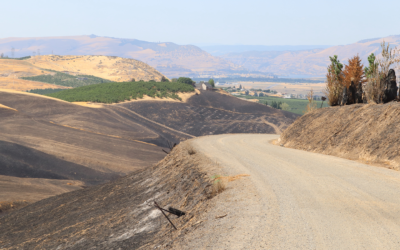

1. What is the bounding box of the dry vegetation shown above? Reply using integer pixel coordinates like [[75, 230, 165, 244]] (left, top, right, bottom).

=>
[[325, 41, 400, 105], [304, 89, 317, 114], [0, 200, 29, 214]]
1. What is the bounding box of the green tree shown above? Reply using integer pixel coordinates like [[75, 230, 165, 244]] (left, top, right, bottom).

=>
[[364, 53, 378, 79], [161, 76, 169, 82], [281, 102, 290, 111], [329, 55, 344, 77], [208, 79, 215, 87], [264, 100, 268, 106], [177, 77, 195, 85]]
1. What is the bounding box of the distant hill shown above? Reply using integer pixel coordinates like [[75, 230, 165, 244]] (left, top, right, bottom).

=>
[[220, 35, 400, 77], [0, 55, 166, 91], [200, 45, 332, 56], [0, 35, 250, 79], [2, 35, 398, 78]]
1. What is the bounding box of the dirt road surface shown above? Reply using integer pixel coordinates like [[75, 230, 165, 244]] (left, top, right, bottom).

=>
[[188, 134, 400, 249]]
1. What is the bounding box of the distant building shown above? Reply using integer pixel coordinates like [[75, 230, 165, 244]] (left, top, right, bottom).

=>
[[202, 82, 213, 90], [283, 94, 291, 99]]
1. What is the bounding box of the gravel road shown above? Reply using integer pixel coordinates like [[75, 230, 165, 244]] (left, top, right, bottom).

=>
[[187, 134, 400, 249]]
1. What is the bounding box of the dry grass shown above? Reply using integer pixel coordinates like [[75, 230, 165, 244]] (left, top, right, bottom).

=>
[[210, 174, 250, 197], [187, 146, 196, 155], [211, 178, 227, 197], [304, 89, 317, 114], [0, 200, 29, 213]]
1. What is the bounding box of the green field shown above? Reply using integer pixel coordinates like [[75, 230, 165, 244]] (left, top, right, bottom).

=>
[[46, 81, 195, 103], [237, 94, 328, 115], [22, 71, 111, 87]]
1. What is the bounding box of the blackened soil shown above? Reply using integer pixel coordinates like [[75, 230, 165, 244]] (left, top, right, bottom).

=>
[[0, 142, 212, 250], [0, 140, 118, 185], [119, 90, 299, 136]]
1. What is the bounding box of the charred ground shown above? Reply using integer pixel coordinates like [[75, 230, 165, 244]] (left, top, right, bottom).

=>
[[0, 142, 215, 249], [0, 89, 298, 213], [280, 102, 400, 170]]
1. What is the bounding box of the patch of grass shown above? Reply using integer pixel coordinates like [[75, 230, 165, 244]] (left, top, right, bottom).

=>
[[210, 175, 227, 197], [46, 81, 195, 103], [22, 71, 111, 87], [187, 146, 196, 155], [27, 88, 66, 95], [0, 200, 29, 213]]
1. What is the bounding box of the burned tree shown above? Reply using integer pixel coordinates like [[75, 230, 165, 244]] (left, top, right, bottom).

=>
[[382, 69, 398, 103]]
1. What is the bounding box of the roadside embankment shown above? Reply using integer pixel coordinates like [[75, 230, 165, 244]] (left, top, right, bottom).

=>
[[0, 141, 218, 249], [280, 103, 400, 170]]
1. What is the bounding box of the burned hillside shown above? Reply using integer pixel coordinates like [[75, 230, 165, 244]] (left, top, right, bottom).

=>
[[280, 102, 400, 170]]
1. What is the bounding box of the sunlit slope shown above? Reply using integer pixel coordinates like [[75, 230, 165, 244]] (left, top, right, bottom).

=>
[[0, 35, 247, 78], [27, 55, 166, 82], [0, 59, 69, 91]]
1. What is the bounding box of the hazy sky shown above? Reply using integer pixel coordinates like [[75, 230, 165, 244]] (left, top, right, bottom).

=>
[[1, 0, 399, 46]]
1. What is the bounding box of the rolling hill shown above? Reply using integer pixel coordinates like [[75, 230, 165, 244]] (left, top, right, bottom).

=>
[[0, 55, 166, 91], [2, 35, 399, 78], [0, 35, 248, 79], [220, 35, 400, 77], [0, 87, 298, 212]]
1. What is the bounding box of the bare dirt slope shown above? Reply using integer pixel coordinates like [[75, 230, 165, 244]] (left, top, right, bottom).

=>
[[280, 103, 400, 170]]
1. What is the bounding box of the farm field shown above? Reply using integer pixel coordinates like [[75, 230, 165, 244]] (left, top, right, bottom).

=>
[[224, 82, 326, 96], [47, 81, 195, 103], [236, 94, 328, 115]]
